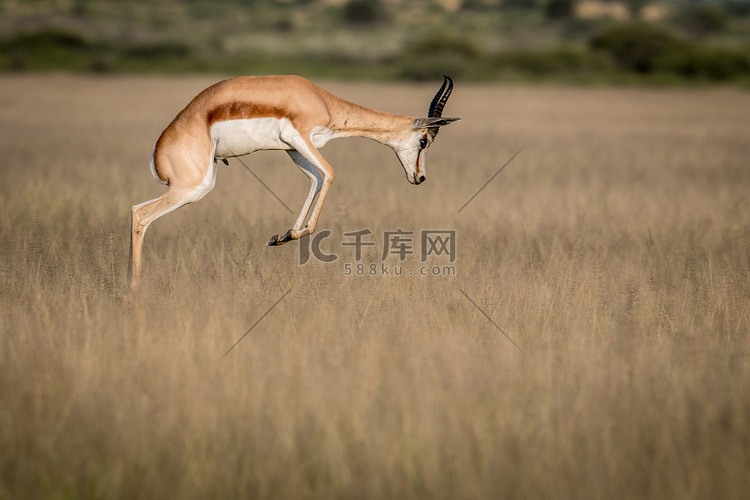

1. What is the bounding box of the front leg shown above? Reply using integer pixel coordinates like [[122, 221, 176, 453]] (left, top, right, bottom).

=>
[[266, 140, 333, 246]]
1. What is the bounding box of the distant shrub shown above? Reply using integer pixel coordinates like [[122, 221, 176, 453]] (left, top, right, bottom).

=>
[[0, 28, 93, 70], [679, 5, 728, 36], [589, 22, 750, 81], [461, 0, 497, 12], [724, 0, 750, 17], [625, 0, 647, 18], [545, 0, 574, 20], [341, 0, 388, 26], [656, 44, 750, 80], [496, 46, 611, 76], [274, 18, 295, 33], [4, 28, 90, 51], [124, 41, 192, 60], [407, 35, 483, 61], [502, 0, 538, 10], [563, 16, 609, 40], [89, 52, 115, 73], [589, 22, 683, 73], [397, 34, 482, 80]]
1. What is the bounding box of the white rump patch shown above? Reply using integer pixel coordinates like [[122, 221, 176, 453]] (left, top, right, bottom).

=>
[[150, 141, 168, 186]]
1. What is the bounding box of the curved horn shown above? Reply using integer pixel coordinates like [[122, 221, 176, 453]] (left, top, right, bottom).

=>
[[428, 76, 449, 117], [427, 76, 454, 138], [428, 75, 453, 118]]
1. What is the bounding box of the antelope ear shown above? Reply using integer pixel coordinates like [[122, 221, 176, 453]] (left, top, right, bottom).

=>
[[412, 117, 461, 130]]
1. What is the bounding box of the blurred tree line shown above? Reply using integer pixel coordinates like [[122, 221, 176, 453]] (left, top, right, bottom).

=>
[[0, 0, 749, 83]]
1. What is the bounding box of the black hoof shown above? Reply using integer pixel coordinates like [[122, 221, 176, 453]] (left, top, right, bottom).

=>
[[266, 230, 293, 247], [278, 229, 293, 243]]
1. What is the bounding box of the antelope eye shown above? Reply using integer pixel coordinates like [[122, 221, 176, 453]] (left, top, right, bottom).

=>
[[419, 138, 428, 149]]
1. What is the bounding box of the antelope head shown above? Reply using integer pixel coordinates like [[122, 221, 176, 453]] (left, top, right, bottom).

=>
[[394, 76, 461, 185]]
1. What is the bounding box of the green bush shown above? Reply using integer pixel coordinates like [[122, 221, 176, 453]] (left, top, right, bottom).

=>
[[461, 0, 498, 12], [545, 0, 574, 20], [656, 44, 750, 81], [724, 0, 750, 17], [496, 46, 611, 76], [406, 34, 483, 61], [502, 0, 538, 10], [589, 21, 750, 81], [123, 41, 192, 60], [0, 28, 93, 70], [589, 22, 684, 73], [341, 0, 388, 26], [396, 34, 483, 80], [5, 29, 90, 50], [680, 5, 728, 36]]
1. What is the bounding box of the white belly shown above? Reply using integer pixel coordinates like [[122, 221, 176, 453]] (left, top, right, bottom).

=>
[[211, 118, 291, 157], [211, 118, 340, 158]]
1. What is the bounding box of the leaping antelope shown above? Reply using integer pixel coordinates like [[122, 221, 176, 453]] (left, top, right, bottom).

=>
[[128, 75, 460, 291]]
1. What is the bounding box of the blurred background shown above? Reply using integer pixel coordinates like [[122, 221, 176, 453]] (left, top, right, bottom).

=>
[[1, 0, 749, 83]]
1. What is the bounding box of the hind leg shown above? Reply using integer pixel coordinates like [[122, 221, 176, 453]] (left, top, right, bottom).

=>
[[127, 126, 218, 293], [127, 187, 196, 292], [128, 157, 217, 292]]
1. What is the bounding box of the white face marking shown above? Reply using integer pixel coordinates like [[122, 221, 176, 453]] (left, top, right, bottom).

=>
[[393, 130, 431, 185], [211, 118, 291, 157]]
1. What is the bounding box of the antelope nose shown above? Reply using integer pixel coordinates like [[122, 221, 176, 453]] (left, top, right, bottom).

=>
[[416, 174, 426, 184]]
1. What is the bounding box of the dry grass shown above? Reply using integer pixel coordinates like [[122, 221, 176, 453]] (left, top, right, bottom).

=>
[[1, 74, 749, 499]]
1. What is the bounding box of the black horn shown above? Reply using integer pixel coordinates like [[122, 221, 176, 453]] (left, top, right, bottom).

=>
[[428, 75, 453, 118]]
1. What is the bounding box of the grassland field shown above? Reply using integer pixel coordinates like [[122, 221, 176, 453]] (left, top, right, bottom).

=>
[[1, 74, 749, 499]]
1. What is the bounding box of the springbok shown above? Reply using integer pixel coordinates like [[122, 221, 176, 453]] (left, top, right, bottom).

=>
[[128, 75, 460, 291]]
